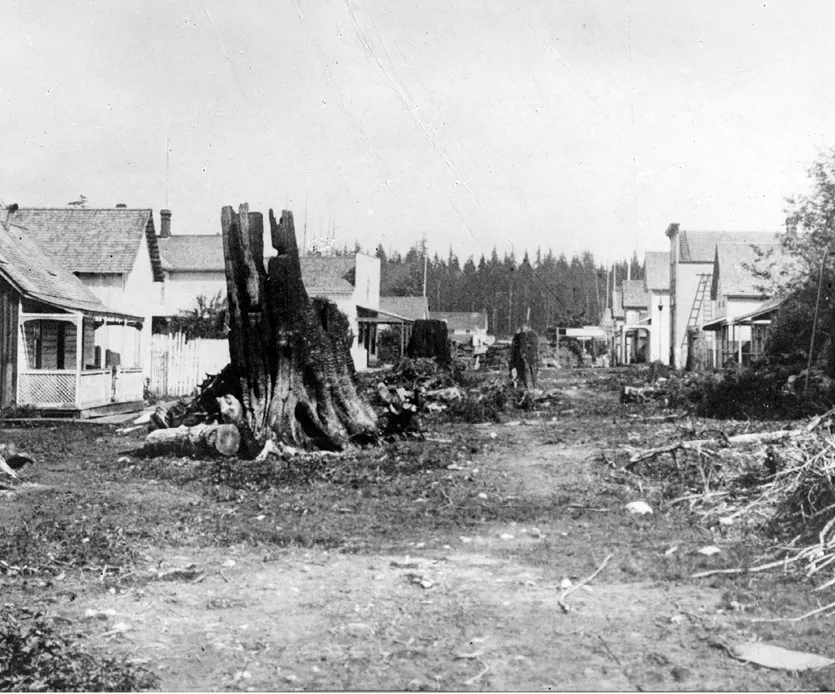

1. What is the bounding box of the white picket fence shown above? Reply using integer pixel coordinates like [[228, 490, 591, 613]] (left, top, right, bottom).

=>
[[148, 333, 230, 397]]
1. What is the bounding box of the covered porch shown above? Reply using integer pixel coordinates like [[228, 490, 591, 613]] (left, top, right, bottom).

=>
[[17, 301, 145, 416], [702, 298, 783, 369], [357, 306, 414, 367]]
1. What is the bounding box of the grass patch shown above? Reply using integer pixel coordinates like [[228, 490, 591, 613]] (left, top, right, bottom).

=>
[[0, 606, 157, 692]]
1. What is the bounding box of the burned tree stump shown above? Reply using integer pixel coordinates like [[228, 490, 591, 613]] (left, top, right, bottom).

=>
[[510, 328, 539, 389], [407, 319, 451, 366], [221, 204, 378, 451]]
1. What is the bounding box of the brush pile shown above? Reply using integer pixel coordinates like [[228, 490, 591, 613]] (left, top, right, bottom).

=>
[[624, 407, 835, 598]]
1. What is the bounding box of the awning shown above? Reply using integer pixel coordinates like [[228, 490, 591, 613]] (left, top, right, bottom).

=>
[[357, 305, 414, 324], [702, 316, 728, 331]]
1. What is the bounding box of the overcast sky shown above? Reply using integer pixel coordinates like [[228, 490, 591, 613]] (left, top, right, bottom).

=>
[[3, 0, 834, 263]]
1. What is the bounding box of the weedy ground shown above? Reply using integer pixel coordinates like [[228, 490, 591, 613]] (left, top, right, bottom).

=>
[[1, 367, 834, 691]]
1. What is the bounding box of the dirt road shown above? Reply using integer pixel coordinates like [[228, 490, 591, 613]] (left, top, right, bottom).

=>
[[2, 367, 832, 690]]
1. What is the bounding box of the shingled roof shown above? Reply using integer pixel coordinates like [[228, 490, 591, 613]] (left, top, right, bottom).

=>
[[0, 222, 137, 318], [712, 242, 789, 298], [12, 208, 164, 281], [300, 256, 356, 296], [158, 235, 223, 272], [621, 279, 649, 309], [644, 251, 670, 292], [676, 230, 779, 263], [379, 296, 429, 321]]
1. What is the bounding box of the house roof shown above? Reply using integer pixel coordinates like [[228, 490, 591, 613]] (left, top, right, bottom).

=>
[[12, 208, 164, 281], [644, 251, 670, 292], [713, 242, 788, 298], [430, 311, 488, 332], [621, 279, 649, 309], [379, 296, 430, 321], [300, 256, 356, 295], [0, 222, 139, 319], [158, 235, 224, 272], [678, 230, 779, 263]]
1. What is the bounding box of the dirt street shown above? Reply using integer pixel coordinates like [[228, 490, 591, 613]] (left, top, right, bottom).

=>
[[2, 367, 833, 691]]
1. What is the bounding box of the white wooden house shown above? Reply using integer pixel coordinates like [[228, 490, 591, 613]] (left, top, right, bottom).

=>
[[12, 207, 165, 375], [664, 224, 779, 368], [0, 212, 145, 415]]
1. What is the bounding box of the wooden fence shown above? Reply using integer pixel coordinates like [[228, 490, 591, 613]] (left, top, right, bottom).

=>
[[148, 333, 230, 397]]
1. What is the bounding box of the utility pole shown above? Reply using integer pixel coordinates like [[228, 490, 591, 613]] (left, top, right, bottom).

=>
[[423, 253, 428, 298], [165, 136, 170, 209], [302, 196, 308, 256]]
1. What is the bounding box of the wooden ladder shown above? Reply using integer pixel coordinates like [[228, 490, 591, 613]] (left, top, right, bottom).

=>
[[682, 273, 712, 347]]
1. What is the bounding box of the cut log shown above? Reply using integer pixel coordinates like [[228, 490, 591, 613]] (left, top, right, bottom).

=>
[[510, 328, 539, 389], [144, 423, 241, 458], [221, 204, 378, 451], [407, 320, 451, 365]]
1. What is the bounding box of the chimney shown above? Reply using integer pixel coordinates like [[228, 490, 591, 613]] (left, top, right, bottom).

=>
[[115, 203, 127, 208], [160, 209, 172, 238], [3, 204, 18, 231]]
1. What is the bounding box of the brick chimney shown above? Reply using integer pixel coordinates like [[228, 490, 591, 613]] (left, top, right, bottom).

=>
[[160, 209, 172, 238]]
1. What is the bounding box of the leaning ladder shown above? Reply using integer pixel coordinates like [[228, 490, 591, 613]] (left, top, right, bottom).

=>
[[682, 273, 712, 347]]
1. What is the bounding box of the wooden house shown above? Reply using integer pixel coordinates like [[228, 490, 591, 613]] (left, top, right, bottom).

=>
[[0, 212, 145, 414], [12, 207, 165, 375]]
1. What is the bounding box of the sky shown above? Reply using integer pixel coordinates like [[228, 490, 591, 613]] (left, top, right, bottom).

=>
[[3, 0, 835, 264]]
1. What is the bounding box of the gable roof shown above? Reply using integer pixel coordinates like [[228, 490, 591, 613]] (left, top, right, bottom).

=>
[[12, 208, 164, 281], [431, 311, 488, 332], [621, 279, 649, 309], [379, 295, 429, 321], [0, 223, 137, 318], [158, 235, 223, 272], [299, 256, 356, 295], [712, 242, 789, 298], [678, 230, 780, 263], [644, 251, 670, 292]]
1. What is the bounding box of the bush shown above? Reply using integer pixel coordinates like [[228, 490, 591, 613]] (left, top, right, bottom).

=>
[[0, 607, 157, 691]]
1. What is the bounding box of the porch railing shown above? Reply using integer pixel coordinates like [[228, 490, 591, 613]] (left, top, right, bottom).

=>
[[18, 370, 76, 407], [114, 367, 144, 402], [18, 367, 145, 409]]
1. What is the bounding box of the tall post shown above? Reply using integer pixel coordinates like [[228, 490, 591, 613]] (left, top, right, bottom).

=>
[[805, 249, 828, 395], [75, 313, 83, 407], [423, 254, 428, 298]]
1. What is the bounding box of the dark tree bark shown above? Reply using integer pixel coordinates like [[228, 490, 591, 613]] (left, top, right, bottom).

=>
[[407, 319, 451, 365], [510, 328, 539, 389], [221, 204, 378, 451]]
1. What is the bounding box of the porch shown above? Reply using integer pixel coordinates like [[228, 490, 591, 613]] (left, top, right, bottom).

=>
[[17, 308, 145, 416], [702, 300, 782, 369]]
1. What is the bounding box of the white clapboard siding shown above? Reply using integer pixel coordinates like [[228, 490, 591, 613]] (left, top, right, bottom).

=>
[[148, 333, 230, 397]]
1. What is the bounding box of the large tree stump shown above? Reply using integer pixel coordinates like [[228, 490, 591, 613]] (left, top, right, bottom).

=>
[[510, 328, 539, 389], [221, 204, 378, 451], [407, 319, 451, 365]]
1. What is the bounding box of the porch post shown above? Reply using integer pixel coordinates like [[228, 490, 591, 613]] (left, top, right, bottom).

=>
[[736, 323, 742, 363], [75, 313, 83, 407]]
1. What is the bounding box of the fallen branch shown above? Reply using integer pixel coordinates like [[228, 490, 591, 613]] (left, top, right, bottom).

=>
[[751, 598, 835, 623], [558, 554, 613, 612]]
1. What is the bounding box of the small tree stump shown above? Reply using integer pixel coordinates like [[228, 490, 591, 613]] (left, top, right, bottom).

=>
[[510, 328, 539, 389], [407, 319, 451, 365]]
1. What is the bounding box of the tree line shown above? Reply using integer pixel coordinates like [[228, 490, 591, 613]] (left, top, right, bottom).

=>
[[375, 242, 643, 338]]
